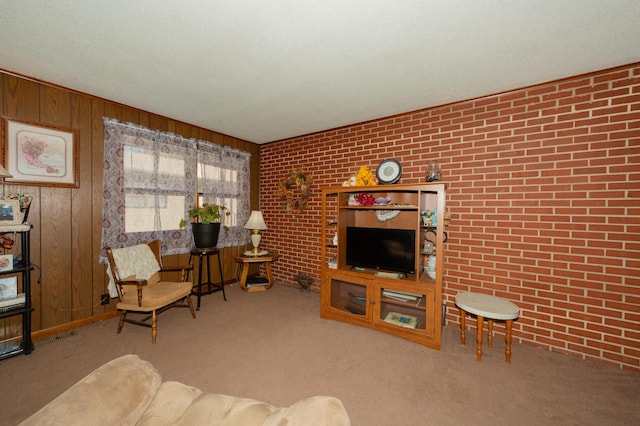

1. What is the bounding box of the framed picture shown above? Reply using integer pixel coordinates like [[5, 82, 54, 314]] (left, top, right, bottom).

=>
[[0, 276, 17, 300], [0, 254, 13, 272], [1, 116, 79, 188], [0, 200, 23, 226]]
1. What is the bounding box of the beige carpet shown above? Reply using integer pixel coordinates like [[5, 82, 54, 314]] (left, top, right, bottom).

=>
[[1, 283, 638, 425]]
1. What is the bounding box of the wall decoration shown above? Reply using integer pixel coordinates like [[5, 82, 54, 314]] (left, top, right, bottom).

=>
[[0, 254, 13, 272], [278, 168, 312, 214], [1, 117, 79, 188], [0, 200, 23, 226], [0, 276, 17, 299], [376, 159, 402, 184]]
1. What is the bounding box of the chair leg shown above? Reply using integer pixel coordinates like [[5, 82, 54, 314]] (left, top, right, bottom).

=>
[[117, 311, 126, 334], [151, 310, 157, 344], [186, 295, 196, 319]]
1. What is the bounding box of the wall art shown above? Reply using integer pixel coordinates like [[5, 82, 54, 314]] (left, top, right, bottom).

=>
[[2, 117, 79, 188]]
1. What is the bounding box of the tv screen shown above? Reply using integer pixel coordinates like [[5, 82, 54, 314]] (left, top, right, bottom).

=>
[[346, 227, 416, 274]]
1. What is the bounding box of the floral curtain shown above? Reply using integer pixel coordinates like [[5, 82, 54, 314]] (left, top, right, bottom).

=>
[[100, 118, 252, 263], [100, 118, 197, 262], [197, 141, 251, 247]]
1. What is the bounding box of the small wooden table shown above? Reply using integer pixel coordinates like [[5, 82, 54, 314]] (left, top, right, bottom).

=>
[[234, 251, 279, 292], [455, 292, 520, 363]]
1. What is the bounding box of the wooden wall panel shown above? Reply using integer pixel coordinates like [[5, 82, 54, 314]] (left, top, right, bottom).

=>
[[39, 85, 72, 328], [91, 99, 109, 314], [0, 70, 261, 339], [70, 93, 94, 320]]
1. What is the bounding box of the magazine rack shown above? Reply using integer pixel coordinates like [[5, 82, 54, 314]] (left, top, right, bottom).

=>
[[0, 224, 33, 360]]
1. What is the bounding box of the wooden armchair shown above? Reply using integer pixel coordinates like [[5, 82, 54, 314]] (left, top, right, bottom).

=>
[[104, 240, 196, 343]]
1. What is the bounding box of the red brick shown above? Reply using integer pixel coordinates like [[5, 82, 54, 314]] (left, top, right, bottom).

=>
[[260, 63, 640, 370]]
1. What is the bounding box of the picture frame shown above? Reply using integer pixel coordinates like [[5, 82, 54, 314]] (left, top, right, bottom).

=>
[[0, 276, 17, 300], [1, 116, 79, 188], [0, 254, 13, 272], [0, 200, 23, 226]]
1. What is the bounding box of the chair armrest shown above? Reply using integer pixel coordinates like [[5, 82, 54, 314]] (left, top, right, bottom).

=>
[[160, 264, 193, 273], [119, 279, 148, 306], [119, 279, 149, 286]]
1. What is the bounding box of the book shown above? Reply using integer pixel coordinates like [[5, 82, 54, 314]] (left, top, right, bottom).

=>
[[383, 311, 419, 329], [348, 292, 367, 306], [382, 290, 420, 300], [246, 278, 269, 288], [0, 293, 25, 312]]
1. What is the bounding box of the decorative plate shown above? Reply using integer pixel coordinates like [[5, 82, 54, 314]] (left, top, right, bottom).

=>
[[375, 210, 401, 222], [376, 159, 402, 184]]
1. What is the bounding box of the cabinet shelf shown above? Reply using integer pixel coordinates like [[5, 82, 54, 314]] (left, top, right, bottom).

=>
[[340, 205, 418, 211], [320, 183, 446, 349]]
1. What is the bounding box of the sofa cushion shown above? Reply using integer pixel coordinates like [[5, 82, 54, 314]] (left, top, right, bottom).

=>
[[20, 354, 351, 426], [263, 396, 351, 426], [20, 354, 161, 426], [137, 381, 203, 425]]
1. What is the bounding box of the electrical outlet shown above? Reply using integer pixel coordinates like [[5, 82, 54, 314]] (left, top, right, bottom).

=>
[[100, 293, 110, 305]]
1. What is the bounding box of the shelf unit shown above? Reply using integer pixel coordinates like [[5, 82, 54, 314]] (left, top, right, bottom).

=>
[[320, 183, 446, 349], [0, 224, 34, 360]]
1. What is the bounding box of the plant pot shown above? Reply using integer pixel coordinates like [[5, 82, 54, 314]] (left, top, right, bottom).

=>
[[191, 222, 221, 249]]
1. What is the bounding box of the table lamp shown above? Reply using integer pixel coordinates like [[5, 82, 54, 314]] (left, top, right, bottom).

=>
[[244, 210, 267, 255]]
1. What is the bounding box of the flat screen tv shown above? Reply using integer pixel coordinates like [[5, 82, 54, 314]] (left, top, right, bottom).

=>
[[346, 226, 416, 274]]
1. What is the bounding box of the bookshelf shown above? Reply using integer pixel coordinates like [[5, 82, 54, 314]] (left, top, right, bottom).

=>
[[0, 224, 34, 360]]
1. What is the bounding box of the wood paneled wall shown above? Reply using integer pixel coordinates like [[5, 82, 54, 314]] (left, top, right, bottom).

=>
[[0, 71, 260, 339]]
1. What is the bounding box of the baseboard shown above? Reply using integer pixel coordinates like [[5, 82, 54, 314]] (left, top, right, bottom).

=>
[[31, 311, 119, 341]]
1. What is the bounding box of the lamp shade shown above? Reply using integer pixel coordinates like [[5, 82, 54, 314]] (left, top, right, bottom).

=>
[[244, 210, 267, 230], [0, 165, 12, 178]]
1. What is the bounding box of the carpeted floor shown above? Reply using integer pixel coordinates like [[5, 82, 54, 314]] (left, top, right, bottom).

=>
[[1, 282, 638, 425]]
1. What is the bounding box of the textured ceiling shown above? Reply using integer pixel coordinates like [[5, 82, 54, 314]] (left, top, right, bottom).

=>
[[1, 1, 639, 144]]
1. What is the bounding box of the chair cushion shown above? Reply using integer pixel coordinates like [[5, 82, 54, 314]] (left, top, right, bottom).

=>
[[117, 281, 192, 311]]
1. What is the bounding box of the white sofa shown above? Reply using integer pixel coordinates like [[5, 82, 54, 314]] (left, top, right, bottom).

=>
[[20, 354, 351, 425]]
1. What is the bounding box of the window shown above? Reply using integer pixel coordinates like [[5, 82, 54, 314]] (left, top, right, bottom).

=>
[[100, 118, 250, 262], [197, 140, 251, 236]]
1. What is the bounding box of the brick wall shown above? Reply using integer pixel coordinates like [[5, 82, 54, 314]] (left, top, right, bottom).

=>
[[260, 63, 640, 371]]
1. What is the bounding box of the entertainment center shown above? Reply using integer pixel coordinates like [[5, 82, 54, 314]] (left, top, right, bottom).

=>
[[320, 183, 446, 349]]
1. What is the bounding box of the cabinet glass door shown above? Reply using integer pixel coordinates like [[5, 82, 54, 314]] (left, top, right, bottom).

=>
[[377, 287, 427, 331], [330, 277, 368, 317]]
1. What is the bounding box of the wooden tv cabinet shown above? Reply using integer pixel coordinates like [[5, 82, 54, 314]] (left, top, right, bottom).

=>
[[320, 183, 447, 349]]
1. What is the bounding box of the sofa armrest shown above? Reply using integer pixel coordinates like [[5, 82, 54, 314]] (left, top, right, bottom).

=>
[[20, 355, 161, 426]]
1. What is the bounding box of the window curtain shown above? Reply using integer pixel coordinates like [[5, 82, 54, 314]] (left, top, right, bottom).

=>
[[197, 141, 251, 248], [100, 118, 197, 262], [100, 118, 252, 263]]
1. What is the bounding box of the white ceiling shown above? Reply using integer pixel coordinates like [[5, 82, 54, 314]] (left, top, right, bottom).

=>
[[1, 1, 639, 144]]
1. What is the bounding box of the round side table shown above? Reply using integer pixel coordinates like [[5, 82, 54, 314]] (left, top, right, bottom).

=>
[[455, 292, 520, 363], [234, 251, 279, 292]]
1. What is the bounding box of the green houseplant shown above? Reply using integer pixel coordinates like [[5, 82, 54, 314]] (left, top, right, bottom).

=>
[[179, 204, 230, 248]]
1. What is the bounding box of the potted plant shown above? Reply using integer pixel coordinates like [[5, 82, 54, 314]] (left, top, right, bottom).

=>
[[179, 203, 230, 248]]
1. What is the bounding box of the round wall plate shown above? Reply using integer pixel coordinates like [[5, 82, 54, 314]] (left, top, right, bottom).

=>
[[376, 159, 402, 184]]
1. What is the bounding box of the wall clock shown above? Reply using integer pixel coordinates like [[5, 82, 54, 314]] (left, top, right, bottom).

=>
[[376, 159, 402, 184]]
